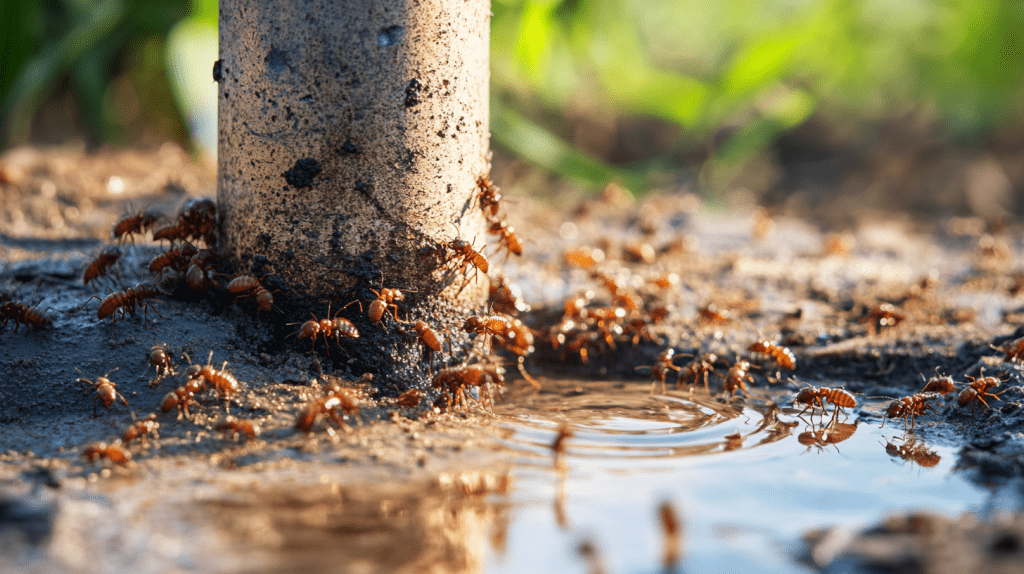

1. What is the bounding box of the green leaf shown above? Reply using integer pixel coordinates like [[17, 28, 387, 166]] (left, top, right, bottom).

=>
[[492, 101, 643, 194], [723, 34, 801, 96]]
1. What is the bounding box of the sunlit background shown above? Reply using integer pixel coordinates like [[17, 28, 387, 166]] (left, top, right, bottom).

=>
[[3, 0, 1024, 214]]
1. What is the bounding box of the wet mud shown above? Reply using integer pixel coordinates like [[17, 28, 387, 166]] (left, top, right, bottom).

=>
[[4, 147, 1024, 572]]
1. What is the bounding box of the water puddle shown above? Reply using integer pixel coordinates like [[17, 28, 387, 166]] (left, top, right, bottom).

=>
[[1, 379, 991, 574], [486, 379, 987, 573]]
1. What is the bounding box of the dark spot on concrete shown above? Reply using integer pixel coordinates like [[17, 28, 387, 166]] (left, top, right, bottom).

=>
[[339, 140, 360, 155], [355, 181, 369, 193], [283, 158, 321, 189], [258, 233, 272, 249], [265, 46, 291, 79], [378, 25, 404, 47], [212, 59, 222, 83], [282, 250, 295, 263], [992, 533, 1021, 554], [0, 492, 56, 546], [22, 467, 61, 490], [447, 184, 453, 193], [399, 150, 416, 170], [405, 79, 423, 108], [251, 255, 271, 275], [262, 274, 289, 295]]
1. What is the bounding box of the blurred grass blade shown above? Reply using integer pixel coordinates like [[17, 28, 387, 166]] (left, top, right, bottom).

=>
[[492, 101, 642, 194], [515, 1, 555, 80], [723, 34, 801, 96], [2, 0, 125, 146]]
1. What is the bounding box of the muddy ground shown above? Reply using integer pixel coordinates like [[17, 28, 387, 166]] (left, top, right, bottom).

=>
[[4, 146, 1024, 572]]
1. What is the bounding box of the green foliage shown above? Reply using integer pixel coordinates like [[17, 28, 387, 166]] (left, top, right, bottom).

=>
[[3, 0, 1024, 195], [0, 0, 190, 146], [493, 0, 1024, 192]]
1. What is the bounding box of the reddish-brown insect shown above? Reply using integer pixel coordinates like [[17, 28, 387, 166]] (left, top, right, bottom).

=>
[[186, 249, 217, 291], [623, 242, 656, 264], [396, 388, 425, 408], [499, 319, 540, 387], [161, 383, 198, 417], [77, 368, 128, 415], [920, 372, 957, 395], [488, 219, 523, 259], [580, 305, 627, 327], [958, 373, 1005, 410], [414, 320, 444, 365], [215, 415, 261, 440], [149, 242, 198, 274], [445, 234, 490, 294], [640, 349, 681, 394], [749, 341, 795, 370], [226, 275, 275, 314], [85, 283, 166, 327], [509, 319, 537, 355], [122, 414, 160, 446], [994, 337, 1024, 364], [677, 353, 720, 392], [724, 360, 756, 399], [477, 175, 502, 216], [649, 307, 670, 324], [699, 304, 731, 325], [83, 245, 121, 286], [289, 303, 360, 354], [152, 222, 187, 243], [793, 384, 857, 424], [367, 287, 409, 325], [489, 277, 528, 315], [863, 303, 906, 334], [147, 343, 175, 381], [622, 240, 655, 263], [563, 295, 591, 320], [651, 274, 680, 290], [881, 392, 940, 431], [464, 314, 515, 349], [185, 350, 240, 401], [563, 247, 603, 268], [591, 277, 640, 312], [177, 197, 217, 244], [112, 209, 162, 242], [432, 364, 505, 411], [623, 317, 655, 345], [0, 296, 52, 333], [559, 330, 596, 364], [296, 389, 361, 434], [82, 442, 132, 466]]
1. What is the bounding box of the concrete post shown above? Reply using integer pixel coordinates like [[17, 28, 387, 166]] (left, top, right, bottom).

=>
[[217, 0, 491, 381], [217, 0, 490, 300]]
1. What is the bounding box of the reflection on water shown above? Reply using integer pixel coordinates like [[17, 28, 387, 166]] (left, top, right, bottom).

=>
[[202, 470, 511, 574], [883, 436, 942, 468], [15, 378, 984, 574], [486, 379, 985, 574]]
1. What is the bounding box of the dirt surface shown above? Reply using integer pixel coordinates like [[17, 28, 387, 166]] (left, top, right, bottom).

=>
[[4, 146, 1024, 572]]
